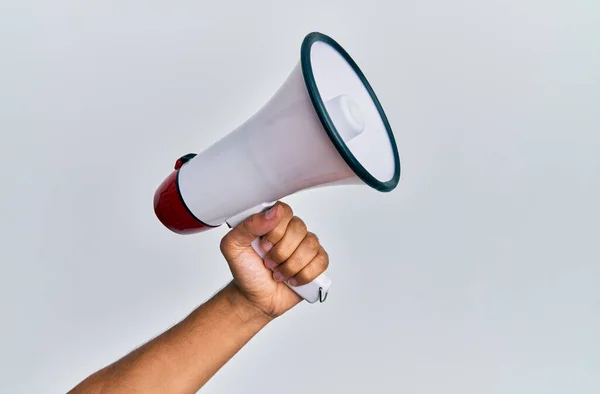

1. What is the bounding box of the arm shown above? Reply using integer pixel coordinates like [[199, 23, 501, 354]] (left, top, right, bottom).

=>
[[69, 202, 328, 393], [69, 282, 270, 393]]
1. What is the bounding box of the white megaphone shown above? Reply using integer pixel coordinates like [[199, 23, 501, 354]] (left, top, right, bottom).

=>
[[154, 32, 401, 304]]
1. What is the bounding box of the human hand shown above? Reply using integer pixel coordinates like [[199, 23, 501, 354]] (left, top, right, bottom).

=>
[[220, 202, 329, 319]]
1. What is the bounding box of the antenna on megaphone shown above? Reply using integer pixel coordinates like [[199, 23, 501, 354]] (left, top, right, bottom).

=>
[[154, 32, 401, 303]]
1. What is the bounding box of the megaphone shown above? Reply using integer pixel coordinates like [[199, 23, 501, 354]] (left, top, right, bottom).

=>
[[154, 32, 400, 304]]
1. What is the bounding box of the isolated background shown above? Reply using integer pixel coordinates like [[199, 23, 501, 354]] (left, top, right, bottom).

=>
[[1, 1, 599, 393]]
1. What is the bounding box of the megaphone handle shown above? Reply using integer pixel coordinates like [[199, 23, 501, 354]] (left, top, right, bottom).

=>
[[226, 203, 332, 304], [249, 237, 331, 303]]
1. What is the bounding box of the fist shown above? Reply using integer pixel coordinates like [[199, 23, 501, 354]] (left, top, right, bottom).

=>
[[220, 202, 329, 318]]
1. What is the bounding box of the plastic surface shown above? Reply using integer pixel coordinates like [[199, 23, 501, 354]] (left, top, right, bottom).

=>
[[177, 64, 361, 226], [226, 203, 332, 304], [324, 94, 365, 141], [175, 32, 400, 227], [153, 169, 216, 234]]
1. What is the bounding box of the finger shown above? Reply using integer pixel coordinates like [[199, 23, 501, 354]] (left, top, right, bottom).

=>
[[220, 204, 283, 259], [272, 232, 320, 282], [288, 247, 329, 286], [263, 216, 307, 270], [259, 202, 294, 252]]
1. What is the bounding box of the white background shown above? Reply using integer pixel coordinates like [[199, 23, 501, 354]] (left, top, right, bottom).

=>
[[1, 1, 599, 393]]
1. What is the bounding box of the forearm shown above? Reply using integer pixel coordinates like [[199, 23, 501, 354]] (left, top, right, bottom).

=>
[[69, 282, 272, 394]]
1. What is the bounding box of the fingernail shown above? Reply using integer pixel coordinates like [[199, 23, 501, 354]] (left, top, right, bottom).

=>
[[288, 278, 298, 286], [265, 205, 277, 220], [273, 271, 284, 281], [265, 259, 276, 269], [262, 241, 273, 252]]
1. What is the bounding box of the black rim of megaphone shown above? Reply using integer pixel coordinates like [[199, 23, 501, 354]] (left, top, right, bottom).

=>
[[300, 32, 401, 192]]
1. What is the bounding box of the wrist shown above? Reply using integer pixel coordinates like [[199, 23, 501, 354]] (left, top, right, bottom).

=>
[[222, 281, 274, 326]]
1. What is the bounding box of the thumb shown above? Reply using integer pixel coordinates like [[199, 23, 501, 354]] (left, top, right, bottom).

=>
[[221, 204, 283, 253]]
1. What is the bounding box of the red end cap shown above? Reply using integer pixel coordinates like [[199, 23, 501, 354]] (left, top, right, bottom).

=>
[[153, 170, 216, 235]]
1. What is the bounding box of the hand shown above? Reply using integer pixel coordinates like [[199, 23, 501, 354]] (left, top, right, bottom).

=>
[[220, 202, 329, 319]]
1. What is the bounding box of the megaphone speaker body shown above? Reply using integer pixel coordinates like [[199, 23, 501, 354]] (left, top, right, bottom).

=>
[[154, 32, 400, 303]]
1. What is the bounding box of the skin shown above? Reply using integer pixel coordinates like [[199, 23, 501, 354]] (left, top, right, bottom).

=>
[[68, 202, 329, 393]]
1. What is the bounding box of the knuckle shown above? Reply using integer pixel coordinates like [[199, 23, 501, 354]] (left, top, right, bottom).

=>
[[290, 217, 307, 235], [305, 232, 320, 250], [315, 252, 329, 270], [219, 234, 233, 257], [279, 202, 294, 218], [219, 235, 229, 252], [322, 256, 330, 270]]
